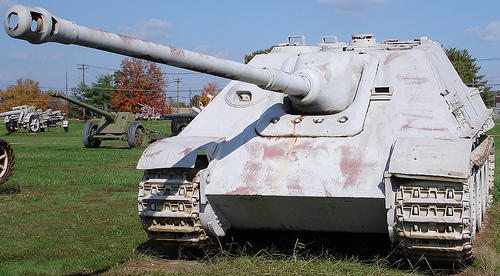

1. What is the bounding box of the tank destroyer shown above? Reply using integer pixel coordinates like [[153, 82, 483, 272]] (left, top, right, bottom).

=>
[[5, 5, 495, 263]]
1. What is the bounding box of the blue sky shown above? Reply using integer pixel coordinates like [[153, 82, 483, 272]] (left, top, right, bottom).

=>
[[1, 0, 500, 102]]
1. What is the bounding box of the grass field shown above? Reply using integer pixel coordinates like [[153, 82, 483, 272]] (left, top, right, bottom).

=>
[[0, 120, 499, 275]]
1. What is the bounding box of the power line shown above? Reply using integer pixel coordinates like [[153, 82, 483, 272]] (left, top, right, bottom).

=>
[[87, 65, 118, 71], [164, 72, 201, 75], [477, 58, 500, 62]]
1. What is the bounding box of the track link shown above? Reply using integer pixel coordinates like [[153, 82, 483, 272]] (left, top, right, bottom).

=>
[[138, 168, 208, 245], [394, 136, 494, 263], [396, 181, 473, 262]]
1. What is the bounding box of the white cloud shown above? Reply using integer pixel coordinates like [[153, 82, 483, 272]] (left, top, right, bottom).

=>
[[317, 0, 390, 17], [464, 21, 500, 41], [38, 53, 65, 62], [193, 45, 232, 59], [0, 71, 14, 82], [119, 19, 173, 41], [11, 52, 28, 61], [0, 0, 16, 12]]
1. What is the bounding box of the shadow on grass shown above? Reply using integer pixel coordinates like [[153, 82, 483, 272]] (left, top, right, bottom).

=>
[[131, 230, 471, 274], [95, 146, 133, 150], [136, 239, 207, 261], [0, 184, 20, 195], [222, 230, 394, 260], [135, 230, 395, 261]]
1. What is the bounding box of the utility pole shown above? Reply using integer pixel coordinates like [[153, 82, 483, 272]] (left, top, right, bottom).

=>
[[173, 77, 183, 113], [65, 71, 69, 115], [78, 64, 89, 118]]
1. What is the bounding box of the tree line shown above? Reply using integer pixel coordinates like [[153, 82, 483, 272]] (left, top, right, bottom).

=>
[[0, 58, 221, 118]]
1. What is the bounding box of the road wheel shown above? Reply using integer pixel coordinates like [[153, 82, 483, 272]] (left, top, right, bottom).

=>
[[171, 118, 191, 134], [82, 122, 101, 148], [27, 115, 40, 133], [128, 122, 145, 148]]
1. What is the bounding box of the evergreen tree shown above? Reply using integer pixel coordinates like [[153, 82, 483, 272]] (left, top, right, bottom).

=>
[[445, 48, 494, 107]]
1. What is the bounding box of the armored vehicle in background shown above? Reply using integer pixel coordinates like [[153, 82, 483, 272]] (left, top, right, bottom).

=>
[[0, 105, 68, 133], [161, 111, 198, 134], [162, 97, 212, 134], [5, 5, 495, 263], [48, 90, 166, 148]]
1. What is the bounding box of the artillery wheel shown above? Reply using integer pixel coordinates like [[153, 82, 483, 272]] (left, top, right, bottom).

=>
[[27, 115, 40, 133], [5, 122, 16, 133], [171, 118, 191, 134], [82, 122, 101, 148], [0, 139, 14, 185], [128, 122, 145, 148]]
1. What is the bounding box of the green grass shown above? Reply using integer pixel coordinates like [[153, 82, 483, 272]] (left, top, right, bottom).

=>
[[0, 120, 499, 275], [0, 120, 170, 275]]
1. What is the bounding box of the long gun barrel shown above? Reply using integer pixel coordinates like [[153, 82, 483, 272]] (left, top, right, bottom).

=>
[[5, 5, 311, 98], [0, 110, 22, 117], [48, 90, 115, 121]]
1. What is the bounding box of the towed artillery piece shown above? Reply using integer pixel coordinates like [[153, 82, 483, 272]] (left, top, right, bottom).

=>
[[47, 90, 166, 148], [0, 105, 68, 133], [6, 5, 496, 263], [136, 103, 161, 121]]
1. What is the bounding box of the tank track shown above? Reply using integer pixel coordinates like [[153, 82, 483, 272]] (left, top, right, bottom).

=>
[[138, 168, 209, 245], [394, 136, 494, 263]]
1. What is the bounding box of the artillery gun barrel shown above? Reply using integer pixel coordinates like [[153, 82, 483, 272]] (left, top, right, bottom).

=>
[[161, 113, 198, 119], [5, 5, 311, 97], [47, 90, 115, 121], [0, 110, 22, 117]]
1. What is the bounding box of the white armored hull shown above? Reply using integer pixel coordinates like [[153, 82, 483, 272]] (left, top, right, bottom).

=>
[[136, 37, 494, 262]]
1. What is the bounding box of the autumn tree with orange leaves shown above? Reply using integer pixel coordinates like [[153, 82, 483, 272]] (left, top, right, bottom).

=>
[[199, 82, 221, 107], [111, 58, 167, 113], [0, 78, 50, 112]]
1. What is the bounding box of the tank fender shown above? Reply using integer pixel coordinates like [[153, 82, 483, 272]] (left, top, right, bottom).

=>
[[136, 136, 224, 169], [387, 137, 472, 181], [199, 194, 230, 237], [197, 168, 231, 236]]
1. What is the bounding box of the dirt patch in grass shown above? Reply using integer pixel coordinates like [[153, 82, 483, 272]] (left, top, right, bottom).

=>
[[0, 184, 40, 199], [102, 255, 210, 275], [97, 186, 135, 194], [0, 184, 21, 195]]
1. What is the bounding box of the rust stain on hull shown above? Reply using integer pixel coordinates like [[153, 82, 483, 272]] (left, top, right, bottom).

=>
[[338, 145, 376, 189]]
